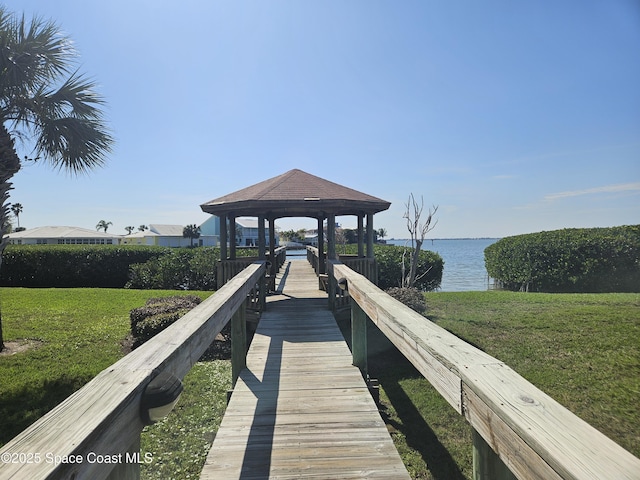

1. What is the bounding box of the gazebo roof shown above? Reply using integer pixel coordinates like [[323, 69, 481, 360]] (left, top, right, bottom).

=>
[[200, 169, 390, 218]]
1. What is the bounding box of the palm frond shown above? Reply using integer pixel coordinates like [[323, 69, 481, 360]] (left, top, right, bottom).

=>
[[37, 71, 107, 120], [36, 116, 112, 173]]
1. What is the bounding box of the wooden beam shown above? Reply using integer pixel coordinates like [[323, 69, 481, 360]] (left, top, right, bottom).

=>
[[258, 215, 266, 309], [317, 215, 325, 274], [269, 217, 276, 286], [357, 214, 364, 258], [229, 215, 236, 260], [231, 301, 247, 387], [351, 299, 367, 378], [473, 429, 517, 480], [331, 261, 640, 480], [220, 214, 227, 260], [366, 213, 374, 258], [327, 214, 336, 310], [0, 263, 266, 480]]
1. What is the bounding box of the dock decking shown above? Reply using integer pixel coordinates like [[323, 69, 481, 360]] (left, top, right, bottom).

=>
[[200, 259, 410, 479]]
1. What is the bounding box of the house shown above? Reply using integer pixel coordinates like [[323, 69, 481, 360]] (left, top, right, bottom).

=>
[[121, 224, 218, 247], [199, 216, 279, 247], [4, 226, 122, 245]]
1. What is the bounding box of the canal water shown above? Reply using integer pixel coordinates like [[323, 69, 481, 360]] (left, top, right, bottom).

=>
[[288, 238, 499, 292]]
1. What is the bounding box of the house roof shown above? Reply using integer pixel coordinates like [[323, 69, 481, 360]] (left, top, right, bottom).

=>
[[235, 218, 269, 229], [149, 224, 185, 236], [200, 169, 390, 218], [5, 226, 122, 239]]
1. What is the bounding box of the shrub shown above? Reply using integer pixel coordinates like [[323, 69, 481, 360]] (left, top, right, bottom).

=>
[[130, 295, 202, 347], [385, 287, 427, 314], [369, 244, 443, 291], [484, 225, 640, 292], [126, 247, 221, 290], [0, 245, 168, 287]]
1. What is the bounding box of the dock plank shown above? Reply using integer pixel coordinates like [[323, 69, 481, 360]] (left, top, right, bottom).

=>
[[200, 260, 410, 479]]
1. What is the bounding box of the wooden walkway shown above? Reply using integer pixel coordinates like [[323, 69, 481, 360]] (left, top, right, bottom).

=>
[[200, 259, 410, 479]]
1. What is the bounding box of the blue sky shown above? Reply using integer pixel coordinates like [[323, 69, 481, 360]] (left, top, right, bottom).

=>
[[5, 1, 640, 238]]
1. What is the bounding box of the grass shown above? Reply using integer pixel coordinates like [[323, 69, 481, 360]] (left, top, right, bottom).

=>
[[2, 287, 638, 479], [140, 360, 231, 479], [335, 290, 640, 479], [0, 288, 213, 446], [426, 291, 640, 458]]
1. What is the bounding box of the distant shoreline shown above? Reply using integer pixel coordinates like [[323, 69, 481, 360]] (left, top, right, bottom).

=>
[[388, 237, 500, 241]]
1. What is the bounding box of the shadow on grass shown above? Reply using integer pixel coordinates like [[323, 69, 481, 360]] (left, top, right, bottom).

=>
[[377, 364, 466, 480], [0, 376, 82, 446], [335, 312, 466, 480]]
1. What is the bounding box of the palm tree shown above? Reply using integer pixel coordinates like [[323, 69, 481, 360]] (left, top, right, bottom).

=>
[[96, 220, 112, 233], [10, 202, 22, 227], [138, 225, 148, 232], [0, 7, 112, 350], [125, 226, 135, 235], [183, 224, 201, 247]]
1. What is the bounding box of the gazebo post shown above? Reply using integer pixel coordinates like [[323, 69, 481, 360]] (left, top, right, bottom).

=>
[[258, 215, 266, 309], [317, 215, 325, 275], [366, 213, 374, 259], [269, 217, 276, 291], [366, 213, 376, 284], [220, 214, 228, 260], [357, 214, 364, 258], [217, 214, 229, 290], [327, 214, 336, 310], [229, 215, 236, 260]]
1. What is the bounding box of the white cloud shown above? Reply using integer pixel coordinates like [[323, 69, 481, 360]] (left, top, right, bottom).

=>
[[544, 182, 640, 202]]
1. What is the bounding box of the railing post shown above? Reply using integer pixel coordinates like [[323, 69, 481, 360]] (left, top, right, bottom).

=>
[[472, 429, 517, 480], [105, 436, 140, 480], [351, 299, 367, 379], [231, 301, 247, 388]]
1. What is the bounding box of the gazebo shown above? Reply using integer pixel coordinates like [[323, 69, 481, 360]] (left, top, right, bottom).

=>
[[200, 169, 390, 287]]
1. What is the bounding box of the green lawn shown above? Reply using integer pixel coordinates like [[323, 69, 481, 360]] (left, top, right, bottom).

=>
[[340, 290, 640, 479], [1, 288, 638, 479], [0, 288, 213, 446]]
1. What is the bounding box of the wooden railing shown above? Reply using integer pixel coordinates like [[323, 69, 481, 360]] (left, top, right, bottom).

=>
[[329, 261, 640, 480], [307, 246, 321, 274], [217, 246, 287, 292], [306, 247, 377, 284], [0, 262, 266, 480]]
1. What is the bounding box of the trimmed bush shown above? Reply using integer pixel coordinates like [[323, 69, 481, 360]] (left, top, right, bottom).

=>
[[339, 244, 443, 291], [385, 287, 427, 314], [130, 295, 202, 347], [484, 225, 640, 292], [0, 245, 169, 287]]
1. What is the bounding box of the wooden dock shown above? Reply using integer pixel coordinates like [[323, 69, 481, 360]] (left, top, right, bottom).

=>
[[200, 260, 410, 479]]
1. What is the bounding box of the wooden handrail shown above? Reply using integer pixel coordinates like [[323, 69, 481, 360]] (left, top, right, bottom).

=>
[[329, 261, 640, 480], [0, 262, 266, 480]]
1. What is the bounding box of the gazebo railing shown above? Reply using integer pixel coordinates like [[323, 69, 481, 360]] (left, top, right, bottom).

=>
[[217, 246, 287, 293]]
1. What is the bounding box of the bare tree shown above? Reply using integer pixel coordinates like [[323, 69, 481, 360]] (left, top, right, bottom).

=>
[[402, 194, 438, 288]]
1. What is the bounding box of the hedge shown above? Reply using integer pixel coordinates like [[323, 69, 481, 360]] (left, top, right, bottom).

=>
[[126, 248, 220, 290], [0, 244, 443, 291], [484, 225, 640, 292], [339, 244, 443, 291], [130, 295, 202, 347], [0, 245, 170, 287]]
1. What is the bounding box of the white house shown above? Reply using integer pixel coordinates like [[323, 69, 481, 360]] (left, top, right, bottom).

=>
[[121, 224, 218, 247], [5, 226, 122, 245], [199, 216, 279, 247]]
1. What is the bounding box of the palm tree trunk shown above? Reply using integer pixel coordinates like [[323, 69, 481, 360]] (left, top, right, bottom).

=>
[[0, 123, 22, 351]]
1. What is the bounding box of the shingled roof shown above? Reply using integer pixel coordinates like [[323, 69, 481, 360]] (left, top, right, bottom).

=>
[[200, 169, 390, 218]]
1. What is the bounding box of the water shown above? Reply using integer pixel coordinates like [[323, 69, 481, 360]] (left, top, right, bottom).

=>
[[389, 238, 499, 292], [286, 238, 499, 291]]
